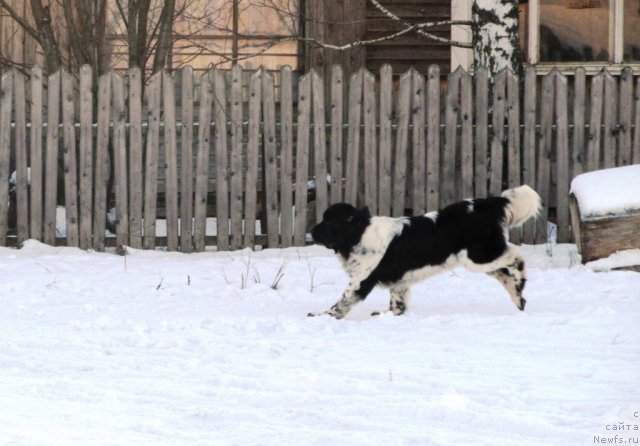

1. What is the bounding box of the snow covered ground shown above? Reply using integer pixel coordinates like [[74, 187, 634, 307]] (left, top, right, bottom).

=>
[[1, 241, 639, 446]]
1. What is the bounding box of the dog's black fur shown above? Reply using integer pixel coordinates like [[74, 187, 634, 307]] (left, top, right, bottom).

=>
[[309, 186, 540, 319]]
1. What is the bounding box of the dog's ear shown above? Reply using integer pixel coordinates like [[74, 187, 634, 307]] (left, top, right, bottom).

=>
[[359, 206, 371, 219]]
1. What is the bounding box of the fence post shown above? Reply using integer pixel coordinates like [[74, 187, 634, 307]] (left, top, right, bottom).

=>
[[293, 72, 311, 246], [392, 69, 411, 217], [329, 65, 344, 205], [378, 64, 393, 216], [79, 65, 93, 250], [112, 71, 129, 251], [412, 69, 426, 214], [489, 69, 506, 197], [460, 69, 474, 201], [522, 66, 537, 244], [13, 70, 29, 245], [180, 67, 195, 253], [262, 70, 279, 248], [363, 69, 377, 215], [555, 71, 570, 243], [61, 69, 79, 247], [44, 70, 61, 246], [243, 69, 262, 249], [128, 67, 144, 249], [535, 70, 555, 245], [279, 66, 294, 248], [229, 65, 244, 250], [507, 69, 522, 244], [143, 72, 162, 250], [213, 69, 230, 251], [443, 67, 461, 207], [194, 69, 214, 252], [30, 66, 44, 242], [587, 71, 604, 173], [93, 71, 111, 252], [345, 69, 363, 205], [426, 65, 440, 211], [0, 70, 12, 245], [312, 69, 329, 221], [162, 71, 179, 251], [474, 66, 489, 199]]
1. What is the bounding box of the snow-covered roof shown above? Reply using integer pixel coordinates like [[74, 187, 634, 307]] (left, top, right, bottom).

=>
[[570, 164, 640, 219]]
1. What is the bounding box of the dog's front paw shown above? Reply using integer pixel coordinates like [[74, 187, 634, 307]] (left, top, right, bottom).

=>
[[307, 309, 343, 319]]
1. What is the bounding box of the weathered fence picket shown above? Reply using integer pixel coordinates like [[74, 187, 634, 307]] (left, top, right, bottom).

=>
[[13, 70, 28, 245], [62, 70, 79, 247], [0, 63, 638, 253], [0, 71, 12, 244], [180, 67, 194, 253], [44, 70, 60, 246], [30, 66, 44, 242], [128, 67, 144, 249], [78, 65, 93, 249]]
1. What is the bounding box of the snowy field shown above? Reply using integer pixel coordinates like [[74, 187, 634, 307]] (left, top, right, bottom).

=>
[[1, 241, 639, 446]]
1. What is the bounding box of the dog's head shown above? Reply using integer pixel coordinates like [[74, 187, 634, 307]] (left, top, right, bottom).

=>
[[311, 203, 371, 256]]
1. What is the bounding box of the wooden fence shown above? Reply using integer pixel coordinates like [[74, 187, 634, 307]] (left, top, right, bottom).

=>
[[0, 64, 639, 252]]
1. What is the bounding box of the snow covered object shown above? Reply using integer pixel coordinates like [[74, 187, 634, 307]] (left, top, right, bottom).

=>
[[569, 164, 640, 265]]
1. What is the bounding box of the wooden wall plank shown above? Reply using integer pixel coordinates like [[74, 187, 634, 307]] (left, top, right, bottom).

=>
[[392, 69, 411, 217], [128, 67, 144, 249], [143, 72, 162, 250], [13, 70, 29, 245], [294, 73, 311, 246], [61, 69, 79, 247], [426, 65, 440, 211], [262, 70, 279, 248], [329, 65, 344, 205], [112, 71, 129, 251], [229, 65, 244, 250], [78, 65, 93, 249], [179, 67, 194, 253], [363, 69, 377, 214], [312, 69, 329, 219], [44, 70, 61, 246], [378, 64, 393, 215], [29, 67, 44, 241], [243, 69, 262, 249], [279, 66, 294, 247], [194, 70, 213, 251]]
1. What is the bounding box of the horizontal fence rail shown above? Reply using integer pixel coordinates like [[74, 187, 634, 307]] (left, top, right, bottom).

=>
[[0, 64, 639, 252]]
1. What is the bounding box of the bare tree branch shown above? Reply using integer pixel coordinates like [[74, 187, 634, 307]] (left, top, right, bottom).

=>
[[368, 0, 473, 49]]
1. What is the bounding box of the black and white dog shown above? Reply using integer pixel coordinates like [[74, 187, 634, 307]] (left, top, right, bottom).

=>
[[309, 185, 541, 319]]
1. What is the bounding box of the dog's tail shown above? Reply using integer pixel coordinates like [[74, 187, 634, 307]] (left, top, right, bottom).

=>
[[501, 185, 541, 228]]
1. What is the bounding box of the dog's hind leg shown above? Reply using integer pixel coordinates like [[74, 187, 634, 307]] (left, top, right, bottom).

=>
[[487, 257, 527, 311], [308, 277, 377, 319], [371, 284, 411, 317]]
